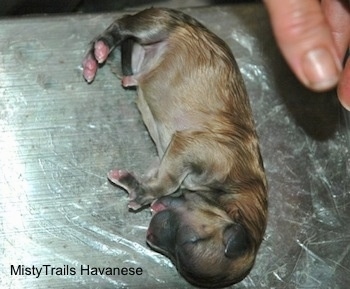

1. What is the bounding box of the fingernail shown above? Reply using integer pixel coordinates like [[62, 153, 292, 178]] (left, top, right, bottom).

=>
[[302, 48, 341, 91]]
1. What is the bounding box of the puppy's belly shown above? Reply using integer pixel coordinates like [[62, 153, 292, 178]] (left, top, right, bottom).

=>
[[137, 87, 207, 157], [136, 89, 171, 156]]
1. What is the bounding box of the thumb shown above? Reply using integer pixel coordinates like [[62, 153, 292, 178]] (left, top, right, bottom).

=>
[[264, 0, 342, 91]]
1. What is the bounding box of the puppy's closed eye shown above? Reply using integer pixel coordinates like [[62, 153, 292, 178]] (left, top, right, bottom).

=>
[[176, 226, 200, 246], [224, 224, 249, 259]]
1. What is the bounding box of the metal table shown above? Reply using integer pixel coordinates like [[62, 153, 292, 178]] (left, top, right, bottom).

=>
[[1, 4, 349, 288]]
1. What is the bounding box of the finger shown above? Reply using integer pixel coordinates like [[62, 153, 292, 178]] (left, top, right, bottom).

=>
[[321, 0, 350, 110], [321, 0, 350, 60], [264, 0, 342, 91], [338, 56, 350, 110]]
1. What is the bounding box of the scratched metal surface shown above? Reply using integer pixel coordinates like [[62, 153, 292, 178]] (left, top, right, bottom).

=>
[[1, 4, 349, 289]]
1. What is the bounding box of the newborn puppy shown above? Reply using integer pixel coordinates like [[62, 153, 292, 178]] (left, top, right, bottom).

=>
[[83, 8, 268, 288]]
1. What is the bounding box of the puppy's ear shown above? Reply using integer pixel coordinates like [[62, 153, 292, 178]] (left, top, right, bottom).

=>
[[223, 224, 249, 258]]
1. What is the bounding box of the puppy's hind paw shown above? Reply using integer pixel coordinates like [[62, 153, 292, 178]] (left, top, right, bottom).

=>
[[82, 40, 110, 83]]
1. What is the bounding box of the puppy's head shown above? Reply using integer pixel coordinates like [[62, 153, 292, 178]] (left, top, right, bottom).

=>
[[146, 192, 257, 288]]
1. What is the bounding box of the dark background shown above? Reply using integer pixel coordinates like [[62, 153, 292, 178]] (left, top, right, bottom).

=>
[[0, 0, 258, 16]]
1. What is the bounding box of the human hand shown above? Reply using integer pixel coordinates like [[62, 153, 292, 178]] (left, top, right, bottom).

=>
[[263, 0, 350, 110]]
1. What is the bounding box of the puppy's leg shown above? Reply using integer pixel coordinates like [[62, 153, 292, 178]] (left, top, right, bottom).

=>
[[108, 131, 194, 210], [82, 8, 175, 83]]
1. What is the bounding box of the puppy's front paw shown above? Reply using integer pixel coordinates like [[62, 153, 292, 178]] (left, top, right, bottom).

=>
[[107, 169, 154, 210], [108, 169, 139, 199]]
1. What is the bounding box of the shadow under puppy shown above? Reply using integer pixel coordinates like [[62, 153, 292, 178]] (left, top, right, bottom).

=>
[[83, 8, 268, 288]]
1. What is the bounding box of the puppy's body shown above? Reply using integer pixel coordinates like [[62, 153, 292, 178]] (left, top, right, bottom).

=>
[[83, 8, 267, 288]]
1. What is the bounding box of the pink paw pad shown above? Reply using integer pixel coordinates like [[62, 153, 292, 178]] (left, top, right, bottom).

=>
[[82, 55, 98, 83], [108, 169, 129, 182], [122, 75, 138, 87], [128, 201, 142, 211], [94, 41, 110, 64]]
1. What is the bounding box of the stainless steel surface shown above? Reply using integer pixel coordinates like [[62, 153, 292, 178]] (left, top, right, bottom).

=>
[[1, 4, 349, 289]]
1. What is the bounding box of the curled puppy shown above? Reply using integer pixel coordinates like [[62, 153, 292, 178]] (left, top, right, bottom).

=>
[[82, 8, 268, 288]]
